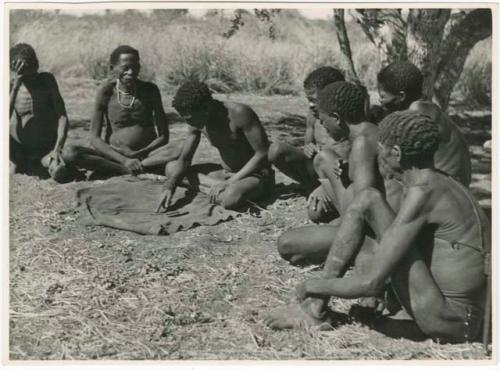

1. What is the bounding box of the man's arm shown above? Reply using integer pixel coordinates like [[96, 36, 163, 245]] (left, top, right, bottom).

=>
[[9, 79, 22, 119], [9, 60, 24, 118], [46, 74, 69, 154], [349, 136, 380, 194], [226, 106, 269, 183], [305, 110, 316, 145], [163, 125, 201, 189], [303, 185, 430, 299], [134, 84, 169, 157]]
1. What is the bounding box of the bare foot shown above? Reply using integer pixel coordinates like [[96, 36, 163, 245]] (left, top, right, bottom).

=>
[[10, 162, 17, 175], [264, 301, 332, 330], [357, 296, 385, 313]]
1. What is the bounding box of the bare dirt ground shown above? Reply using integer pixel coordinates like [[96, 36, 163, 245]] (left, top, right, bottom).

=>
[[9, 79, 492, 360]]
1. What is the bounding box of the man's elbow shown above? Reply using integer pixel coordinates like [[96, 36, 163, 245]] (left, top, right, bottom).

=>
[[89, 135, 103, 149], [158, 134, 168, 144], [59, 115, 69, 127], [254, 150, 268, 163], [361, 276, 386, 297]]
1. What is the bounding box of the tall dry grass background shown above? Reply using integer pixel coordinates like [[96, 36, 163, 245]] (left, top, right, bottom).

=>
[[9, 9, 491, 106]]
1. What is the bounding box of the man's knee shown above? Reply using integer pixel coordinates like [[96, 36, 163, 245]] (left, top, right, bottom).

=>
[[277, 232, 296, 261], [307, 206, 337, 224], [165, 160, 180, 177], [219, 187, 244, 210], [313, 149, 340, 175], [61, 145, 81, 164], [268, 141, 288, 164], [354, 188, 384, 211]]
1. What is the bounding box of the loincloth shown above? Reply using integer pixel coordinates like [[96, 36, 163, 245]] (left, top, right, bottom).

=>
[[445, 296, 484, 342]]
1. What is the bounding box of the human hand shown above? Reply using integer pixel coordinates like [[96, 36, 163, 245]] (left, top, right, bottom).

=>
[[123, 158, 143, 174], [332, 158, 344, 178], [303, 143, 319, 159], [307, 189, 334, 213], [156, 187, 175, 213], [11, 59, 25, 87], [112, 145, 137, 158], [53, 148, 65, 163], [295, 281, 310, 303], [208, 182, 228, 204]]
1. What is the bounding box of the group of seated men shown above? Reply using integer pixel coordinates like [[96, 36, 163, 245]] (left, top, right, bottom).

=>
[[10, 43, 489, 344]]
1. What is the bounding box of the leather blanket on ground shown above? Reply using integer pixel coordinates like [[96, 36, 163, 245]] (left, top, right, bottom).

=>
[[76, 176, 239, 235]]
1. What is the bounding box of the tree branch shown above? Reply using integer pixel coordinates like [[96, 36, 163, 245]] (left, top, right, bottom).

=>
[[433, 9, 492, 109], [333, 9, 360, 83], [406, 9, 451, 100], [351, 9, 407, 65]]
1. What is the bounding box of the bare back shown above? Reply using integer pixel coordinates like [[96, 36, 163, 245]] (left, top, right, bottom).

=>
[[347, 122, 384, 192], [409, 101, 471, 186], [410, 171, 487, 299]]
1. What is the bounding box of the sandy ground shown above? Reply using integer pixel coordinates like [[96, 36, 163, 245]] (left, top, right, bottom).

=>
[[9, 80, 492, 360]]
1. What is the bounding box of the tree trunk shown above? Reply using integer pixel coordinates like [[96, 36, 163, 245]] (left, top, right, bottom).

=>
[[333, 9, 360, 83], [352, 9, 407, 65], [333, 9, 371, 116], [406, 9, 450, 101], [433, 9, 492, 109]]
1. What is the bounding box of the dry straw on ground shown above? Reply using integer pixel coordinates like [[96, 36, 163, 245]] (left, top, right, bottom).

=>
[[9, 84, 492, 359], [8, 8, 492, 361]]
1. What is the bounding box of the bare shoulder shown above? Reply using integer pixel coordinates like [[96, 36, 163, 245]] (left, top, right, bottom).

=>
[[398, 176, 434, 221], [37, 72, 57, 85], [408, 100, 441, 121], [226, 101, 260, 127], [306, 110, 316, 127], [37, 72, 63, 92], [96, 80, 115, 99], [352, 123, 378, 154], [138, 80, 160, 94]]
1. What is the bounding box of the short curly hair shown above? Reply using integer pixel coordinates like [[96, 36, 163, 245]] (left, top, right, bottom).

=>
[[10, 43, 39, 70], [318, 81, 366, 123], [379, 111, 439, 165], [377, 62, 423, 103], [303, 66, 345, 91], [172, 81, 213, 115], [110, 45, 140, 65]]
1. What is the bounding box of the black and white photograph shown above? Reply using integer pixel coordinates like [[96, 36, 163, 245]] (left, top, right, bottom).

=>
[[4, 3, 496, 363]]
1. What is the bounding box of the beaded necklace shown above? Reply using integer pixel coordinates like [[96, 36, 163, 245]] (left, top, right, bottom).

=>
[[115, 79, 136, 109]]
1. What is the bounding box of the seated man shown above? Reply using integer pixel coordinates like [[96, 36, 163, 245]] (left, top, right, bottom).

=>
[[265, 111, 489, 344], [10, 43, 70, 182], [278, 82, 383, 265], [63, 45, 181, 176], [156, 81, 274, 211], [377, 61, 471, 187], [267, 66, 348, 223]]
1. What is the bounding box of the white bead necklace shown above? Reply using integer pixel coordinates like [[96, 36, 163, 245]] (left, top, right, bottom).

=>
[[115, 79, 136, 109]]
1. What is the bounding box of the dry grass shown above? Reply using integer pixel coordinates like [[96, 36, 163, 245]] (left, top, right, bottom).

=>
[[9, 9, 492, 107], [8, 80, 492, 360], [9, 10, 348, 95]]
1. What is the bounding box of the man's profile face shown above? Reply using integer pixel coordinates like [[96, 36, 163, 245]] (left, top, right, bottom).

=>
[[180, 109, 206, 129], [305, 88, 320, 119], [112, 53, 140, 88], [377, 142, 401, 179], [377, 84, 404, 113], [319, 111, 348, 141]]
